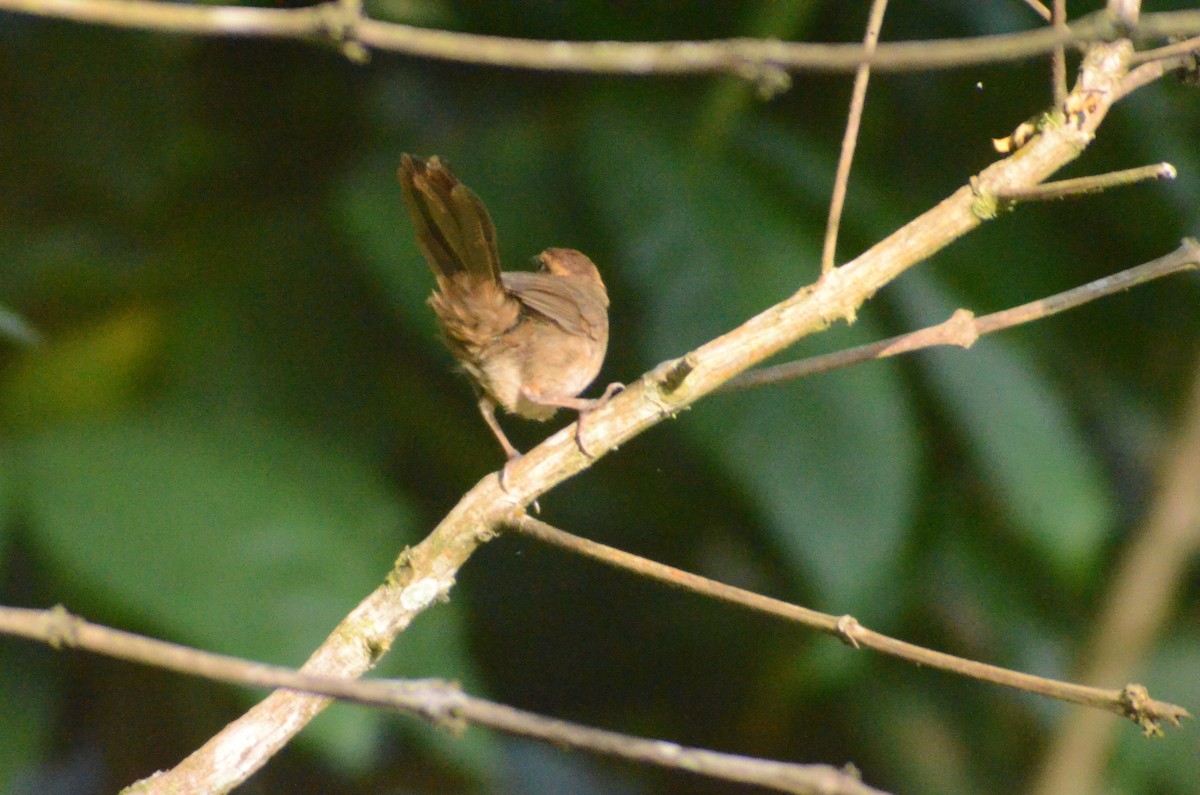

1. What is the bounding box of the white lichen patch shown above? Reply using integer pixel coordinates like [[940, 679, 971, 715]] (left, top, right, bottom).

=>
[[399, 577, 443, 612]]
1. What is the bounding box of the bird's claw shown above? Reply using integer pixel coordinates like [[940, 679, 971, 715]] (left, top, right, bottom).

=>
[[575, 382, 625, 459]]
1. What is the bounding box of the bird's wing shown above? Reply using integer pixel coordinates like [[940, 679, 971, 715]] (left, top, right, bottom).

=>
[[501, 272, 606, 339]]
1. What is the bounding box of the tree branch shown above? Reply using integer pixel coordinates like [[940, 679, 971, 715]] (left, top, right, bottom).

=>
[[726, 239, 1199, 391], [0, 606, 889, 795], [506, 516, 1190, 733], [994, 161, 1175, 202], [821, 0, 889, 275], [4, 1, 1200, 75]]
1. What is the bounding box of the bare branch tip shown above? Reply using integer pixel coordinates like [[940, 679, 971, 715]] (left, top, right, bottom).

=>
[[1119, 683, 1192, 736]]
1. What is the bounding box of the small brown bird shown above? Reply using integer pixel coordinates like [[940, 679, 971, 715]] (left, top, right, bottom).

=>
[[399, 154, 613, 465]]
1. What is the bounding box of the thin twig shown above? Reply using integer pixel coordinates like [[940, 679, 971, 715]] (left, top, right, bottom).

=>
[[727, 240, 1200, 391], [1130, 33, 1200, 64], [1020, 0, 1053, 22], [821, 0, 889, 275], [3, 1, 1200, 74], [0, 606, 889, 795], [994, 162, 1175, 202], [507, 516, 1190, 732], [1119, 36, 1200, 98], [1052, 0, 1069, 106]]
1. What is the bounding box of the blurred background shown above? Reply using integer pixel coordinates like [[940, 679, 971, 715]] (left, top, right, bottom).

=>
[[1, 1, 1198, 793]]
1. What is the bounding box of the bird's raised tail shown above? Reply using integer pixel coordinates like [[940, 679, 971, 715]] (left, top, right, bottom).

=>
[[399, 154, 502, 286]]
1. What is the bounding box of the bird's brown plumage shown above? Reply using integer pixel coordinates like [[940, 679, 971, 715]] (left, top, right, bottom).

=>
[[399, 154, 611, 461]]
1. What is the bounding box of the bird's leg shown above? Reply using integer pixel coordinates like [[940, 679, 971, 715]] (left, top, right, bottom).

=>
[[520, 383, 625, 459], [478, 395, 522, 491]]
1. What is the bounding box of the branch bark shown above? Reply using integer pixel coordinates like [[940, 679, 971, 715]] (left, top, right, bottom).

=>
[[0, 606, 887, 795], [4, 0, 1200, 74], [727, 239, 1199, 390]]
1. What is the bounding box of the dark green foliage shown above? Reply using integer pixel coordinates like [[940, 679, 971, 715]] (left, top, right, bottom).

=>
[[1, 2, 1197, 793]]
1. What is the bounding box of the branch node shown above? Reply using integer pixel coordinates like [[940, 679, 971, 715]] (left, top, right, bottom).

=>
[[403, 679, 470, 733], [945, 308, 979, 348], [474, 524, 500, 543], [840, 762, 865, 782], [732, 59, 792, 99], [1064, 88, 1105, 129], [835, 614, 863, 648], [969, 177, 1012, 220], [653, 355, 696, 397], [390, 546, 414, 579], [44, 604, 82, 650], [1171, 38, 1200, 84], [813, 270, 858, 326], [317, 0, 370, 64]]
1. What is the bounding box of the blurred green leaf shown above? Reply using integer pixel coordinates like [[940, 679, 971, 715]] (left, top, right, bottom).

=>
[[335, 152, 433, 328], [0, 449, 10, 557], [0, 308, 162, 431], [12, 411, 434, 768], [892, 272, 1116, 578], [0, 305, 41, 348], [582, 111, 918, 613]]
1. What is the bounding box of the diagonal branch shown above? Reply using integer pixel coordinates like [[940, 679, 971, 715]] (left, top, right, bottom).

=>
[[507, 516, 1190, 733]]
